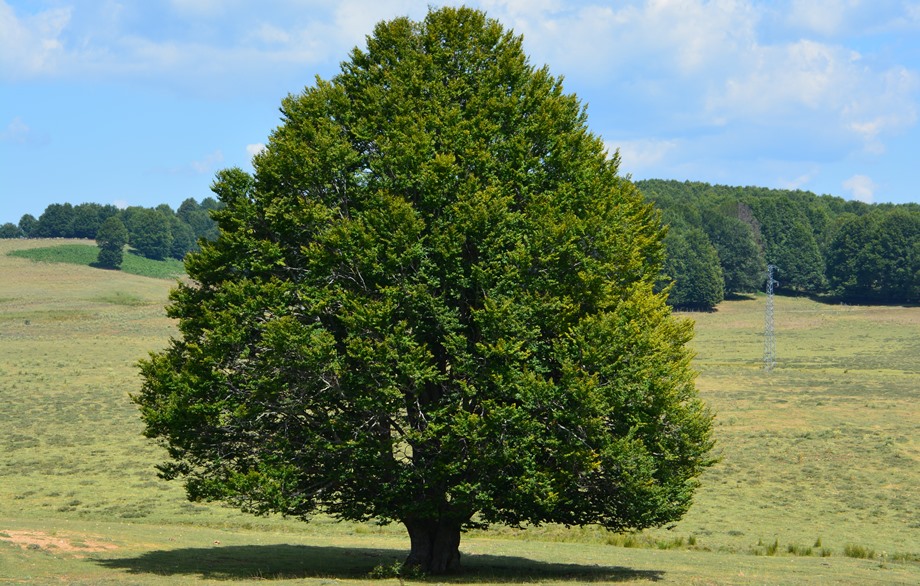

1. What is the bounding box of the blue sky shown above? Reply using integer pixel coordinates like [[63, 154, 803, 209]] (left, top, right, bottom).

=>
[[3, 0, 920, 224]]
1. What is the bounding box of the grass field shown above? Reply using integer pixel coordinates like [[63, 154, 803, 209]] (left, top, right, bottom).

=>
[[7, 240, 186, 279], [1, 239, 918, 585]]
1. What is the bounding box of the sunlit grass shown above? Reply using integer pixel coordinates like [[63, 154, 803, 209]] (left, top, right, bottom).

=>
[[0, 239, 918, 584], [669, 294, 920, 559]]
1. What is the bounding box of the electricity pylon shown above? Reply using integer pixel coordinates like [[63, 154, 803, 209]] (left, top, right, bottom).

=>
[[764, 264, 777, 371]]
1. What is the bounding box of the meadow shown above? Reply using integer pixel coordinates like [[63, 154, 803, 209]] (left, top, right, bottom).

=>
[[1, 239, 918, 585]]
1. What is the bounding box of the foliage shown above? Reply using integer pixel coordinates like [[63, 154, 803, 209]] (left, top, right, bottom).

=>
[[702, 210, 765, 294], [71, 203, 119, 239], [636, 179, 920, 303], [177, 197, 220, 242], [827, 210, 920, 302], [747, 197, 826, 292], [95, 215, 129, 269], [18, 213, 38, 237], [843, 543, 876, 559], [126, 207, 173, 261], [135, 6, 715, 575], [662, 227, 724, 309], [168, 216, 196, 260], [0, 222, 23, 238], [33, 203, 76, 238], [872, 211, 920, 301]]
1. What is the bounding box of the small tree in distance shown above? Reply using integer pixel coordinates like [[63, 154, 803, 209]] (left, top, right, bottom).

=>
[[18, 214, 38, 237], [95, 215, 128, 269], [126, 207, 172, 260], [0, 223, 23, 238], [135, 7, 715, 575], [663, 227, 725, 310]]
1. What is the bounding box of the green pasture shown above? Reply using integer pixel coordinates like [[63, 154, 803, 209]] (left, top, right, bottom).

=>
[[7, 240, 185, 279], [1, 239, 918, 584]]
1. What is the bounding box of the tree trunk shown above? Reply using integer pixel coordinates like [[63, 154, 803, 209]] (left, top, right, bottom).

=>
[[403, 518, 462, 574]]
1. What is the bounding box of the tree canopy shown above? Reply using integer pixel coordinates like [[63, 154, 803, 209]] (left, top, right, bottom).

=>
[[95, 215, 129, 269], [125, 207, 172, 261], [33, 203, 76, 238], [134, 7, 714, 574], [703, 209, 765, 295], [17, 214, 38, 237], [827, 211, 920, 302], [637, 179, 920, 304], [0, 222, 23, 238], [662, 226, 725, 310]]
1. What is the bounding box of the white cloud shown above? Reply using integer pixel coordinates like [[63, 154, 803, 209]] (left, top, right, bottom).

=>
[[169, 0, 232, 17], [787, 0, 860, 36], [1, 116, 50, 146], [705, 38, 919, 153], [707, 39, 849, 116], [477, 1, 918, 161], [1, 117, 31, 143], [191, 150, 224, 174], [329, 0, 428, 48], [248, 23, 291, 46], [246, 143, 267, 158], [0, 1, 335, 89], [843, 66, 920, 151], [908, 2, 920, 23], [154, 149, 225, 176], [0, 1, 72, 78], [777, 169, 819, 190], [480, 0, 759, 79], [784, 0, 920, 36], [607, 138, 679, 174], [842, 174, 877, 202]]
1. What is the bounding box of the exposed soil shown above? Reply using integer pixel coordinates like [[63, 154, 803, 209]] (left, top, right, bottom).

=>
[[0, 530, 118, 556]]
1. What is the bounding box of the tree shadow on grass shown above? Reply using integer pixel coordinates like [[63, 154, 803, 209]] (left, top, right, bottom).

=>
[[94, 544, 664, 583], [724, 293, 757, 302]]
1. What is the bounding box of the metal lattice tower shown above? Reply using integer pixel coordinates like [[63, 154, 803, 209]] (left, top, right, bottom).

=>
[[764, 264, 777, 371]]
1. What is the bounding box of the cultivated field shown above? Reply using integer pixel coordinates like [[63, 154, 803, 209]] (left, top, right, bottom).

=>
[[1, 239, 918, 585]]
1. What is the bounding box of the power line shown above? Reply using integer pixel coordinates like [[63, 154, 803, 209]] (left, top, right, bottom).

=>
[[764, 264, 777, 371]]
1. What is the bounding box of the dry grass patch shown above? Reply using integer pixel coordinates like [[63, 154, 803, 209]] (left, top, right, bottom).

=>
[[0, 529, 118, 555]]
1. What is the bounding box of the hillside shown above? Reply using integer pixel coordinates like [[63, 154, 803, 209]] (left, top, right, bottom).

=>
[[635, 179, 920, 309]]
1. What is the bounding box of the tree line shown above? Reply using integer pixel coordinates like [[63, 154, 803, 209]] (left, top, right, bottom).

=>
[[0, 198, 222, 268], [4, 182, 918, 305], [638, 179, 920, 309]]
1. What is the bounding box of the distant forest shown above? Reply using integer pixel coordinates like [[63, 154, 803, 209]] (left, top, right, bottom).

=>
[[637, 179, 920, 308], [1, 197, 222, 262], [3, 180, 919, 307]]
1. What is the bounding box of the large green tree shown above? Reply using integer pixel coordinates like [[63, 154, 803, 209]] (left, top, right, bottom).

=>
[[135, 7, 714, 575]]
